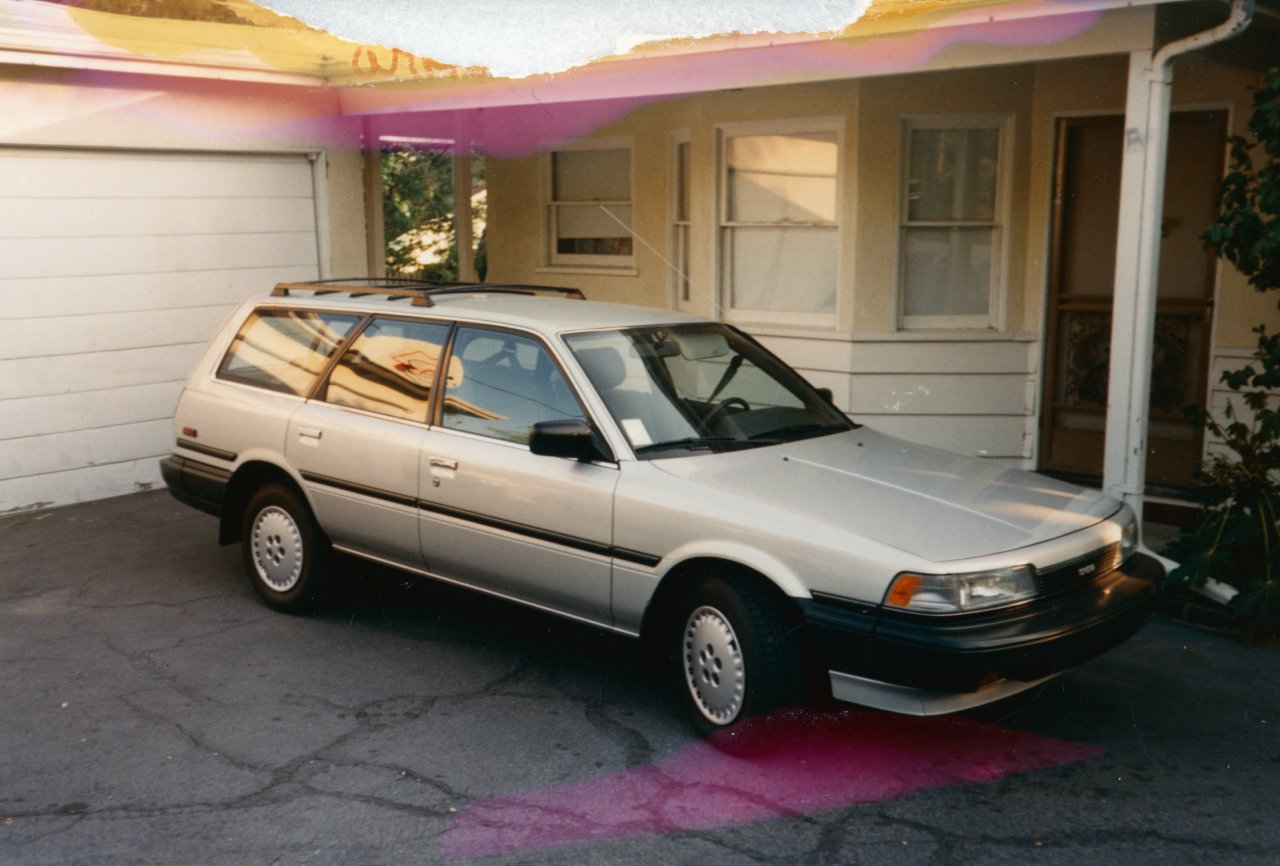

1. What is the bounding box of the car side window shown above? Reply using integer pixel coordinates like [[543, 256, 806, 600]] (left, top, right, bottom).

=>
[[216, 309, 360, 396], [322, 318, 453, 422], [442, 327, 585, 443]]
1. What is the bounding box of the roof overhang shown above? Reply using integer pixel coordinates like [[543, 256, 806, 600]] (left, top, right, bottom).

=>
[[0, 0, 1200, 93], [2, 0, 1270, 155]]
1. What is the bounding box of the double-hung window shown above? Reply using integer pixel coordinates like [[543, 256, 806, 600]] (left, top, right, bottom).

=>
[[718, 119, 842, 327], [899, 118, 1009, 329], [546, 139, 634, 268]]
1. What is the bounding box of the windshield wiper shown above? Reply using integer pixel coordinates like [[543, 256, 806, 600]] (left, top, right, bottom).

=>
[[749, 423, 849, 442], [634, 436, 756, 455]]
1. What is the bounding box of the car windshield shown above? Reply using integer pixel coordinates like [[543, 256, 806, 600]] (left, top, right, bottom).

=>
[[564, 323, 855, 457]]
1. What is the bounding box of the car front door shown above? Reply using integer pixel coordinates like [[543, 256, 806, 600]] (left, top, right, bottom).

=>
[[417, 325, 618, 626]]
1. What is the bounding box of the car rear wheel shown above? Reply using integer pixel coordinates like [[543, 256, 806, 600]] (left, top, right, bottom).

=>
[[241, 484, 331, 613], [676, 574, 803, 736]]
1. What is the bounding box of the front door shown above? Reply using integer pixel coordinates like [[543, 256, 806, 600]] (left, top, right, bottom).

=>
[[1039, 111, 1224, 488], [417, 325, 619, 626]]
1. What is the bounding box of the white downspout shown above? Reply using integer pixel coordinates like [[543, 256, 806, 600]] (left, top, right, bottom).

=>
[[1101, 0, 1254, 522]]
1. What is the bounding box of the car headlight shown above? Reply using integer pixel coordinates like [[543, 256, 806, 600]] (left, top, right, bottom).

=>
[[884, 565, 1037, 614], [1117, 506, 1139, 562]]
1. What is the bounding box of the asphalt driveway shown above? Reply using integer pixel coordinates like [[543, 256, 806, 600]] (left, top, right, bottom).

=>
[[1, 491, 1278, 864]]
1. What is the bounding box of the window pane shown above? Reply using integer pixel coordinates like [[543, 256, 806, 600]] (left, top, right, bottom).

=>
[[727, 132, 837, 223], [443, 328, 584, 443], [324, 318, 452, 421], [217, 310, 359, 396], [728, 226, 837, 313], [907, 128, 999, 223], [676, 223, 691, 302], [556, 203, 632, 240], [552, 148, 630, 201], [555, 201, 634, 256], [902, 226, 993, 317], [676, 141, 691, 221]]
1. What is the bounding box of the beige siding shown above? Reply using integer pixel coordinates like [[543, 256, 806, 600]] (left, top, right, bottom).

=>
[[756, 335, 1037, 462]]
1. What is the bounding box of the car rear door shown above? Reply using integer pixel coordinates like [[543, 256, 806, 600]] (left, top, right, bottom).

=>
[[287, 316, 451, 566], [417, 325, 619, 626]]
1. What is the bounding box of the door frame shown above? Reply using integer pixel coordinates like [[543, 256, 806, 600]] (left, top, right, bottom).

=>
[[1038, 110, 1224, 488]]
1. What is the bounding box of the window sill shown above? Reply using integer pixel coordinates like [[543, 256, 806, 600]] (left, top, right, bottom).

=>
[[536, 265, 639, 278], [742, 325, 1038, 343]]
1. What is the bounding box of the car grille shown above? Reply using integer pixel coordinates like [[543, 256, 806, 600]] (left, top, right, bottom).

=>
[[1036, 543, 1125, 596]]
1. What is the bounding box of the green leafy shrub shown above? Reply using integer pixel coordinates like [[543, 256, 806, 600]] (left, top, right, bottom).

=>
[[1168, 68, 1280, 637], [381, 146, 486, 283]]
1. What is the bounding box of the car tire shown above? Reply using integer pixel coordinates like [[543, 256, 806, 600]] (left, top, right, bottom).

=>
[[676, 574, 804, 737], [241, 484, 331, 614]]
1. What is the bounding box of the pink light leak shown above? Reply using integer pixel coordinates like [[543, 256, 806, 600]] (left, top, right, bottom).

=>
[[441, 707, 1102, 860], [49, 3, 1103, 158], [349, 4, 1103, 157]]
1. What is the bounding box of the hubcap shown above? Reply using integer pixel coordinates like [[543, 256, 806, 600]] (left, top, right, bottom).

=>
[[683, 605, 746, 725], [251, 506, 303, 592]]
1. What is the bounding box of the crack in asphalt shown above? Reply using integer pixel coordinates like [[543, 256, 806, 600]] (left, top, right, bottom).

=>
[[582, 701, 654, 769]]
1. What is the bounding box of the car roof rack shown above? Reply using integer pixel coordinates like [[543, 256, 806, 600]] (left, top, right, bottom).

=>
[[271, 279, 585, 307]]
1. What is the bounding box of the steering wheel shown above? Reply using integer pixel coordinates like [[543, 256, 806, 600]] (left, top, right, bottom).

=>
[[703, 397, 751, 431]]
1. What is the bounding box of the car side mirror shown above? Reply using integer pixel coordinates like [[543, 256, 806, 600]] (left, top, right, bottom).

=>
[[815, 387, 834, 404], [529, 419, 603, 461]]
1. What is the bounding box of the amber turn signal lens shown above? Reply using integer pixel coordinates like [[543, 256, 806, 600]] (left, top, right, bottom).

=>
[[886, 574, 923, 607]]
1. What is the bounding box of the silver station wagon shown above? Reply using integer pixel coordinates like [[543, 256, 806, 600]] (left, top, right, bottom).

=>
[[162, 280, 1161, 734]]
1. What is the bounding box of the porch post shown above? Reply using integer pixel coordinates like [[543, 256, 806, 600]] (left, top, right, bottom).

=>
[[1102, 1, 1254, 523], [453, 144, 476, 283], [362, 129, 387, 278], [1102, 49, 1172, 523]]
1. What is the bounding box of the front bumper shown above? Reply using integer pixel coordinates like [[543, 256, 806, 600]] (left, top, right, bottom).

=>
[[801, 551, 1162, 713]]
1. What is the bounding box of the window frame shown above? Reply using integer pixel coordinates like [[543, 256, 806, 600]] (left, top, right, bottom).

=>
[[435, 323, 592, 447], [896, 114, 1013, 331], [715, 116, 845, 329], [668, 129, 693, 310], [543, 136, 636, 271]]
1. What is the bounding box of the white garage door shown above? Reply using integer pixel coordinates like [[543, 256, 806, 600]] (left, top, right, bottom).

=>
[[0, 148, 323, 513]]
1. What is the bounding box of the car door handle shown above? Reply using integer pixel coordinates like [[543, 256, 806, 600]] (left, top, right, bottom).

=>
[[298, 427, 323, 440], [429, 457, 458, 470]]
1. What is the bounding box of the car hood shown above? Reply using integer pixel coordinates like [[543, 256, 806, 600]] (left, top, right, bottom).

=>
[[651, 428, 1119, 563]]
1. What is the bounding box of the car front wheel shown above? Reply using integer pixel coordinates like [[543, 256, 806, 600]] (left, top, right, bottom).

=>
[[676, 574, 803, 736], [241, 484, 331, 613]]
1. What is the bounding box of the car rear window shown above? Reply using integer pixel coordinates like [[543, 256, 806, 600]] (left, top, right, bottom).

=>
[[216, 309, 360, 396]]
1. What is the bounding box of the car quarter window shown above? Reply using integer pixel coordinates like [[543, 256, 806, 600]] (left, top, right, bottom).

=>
[[216, 309, 360, 396], [441, 327, 585, 443], [322, 317, 454, 422]]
